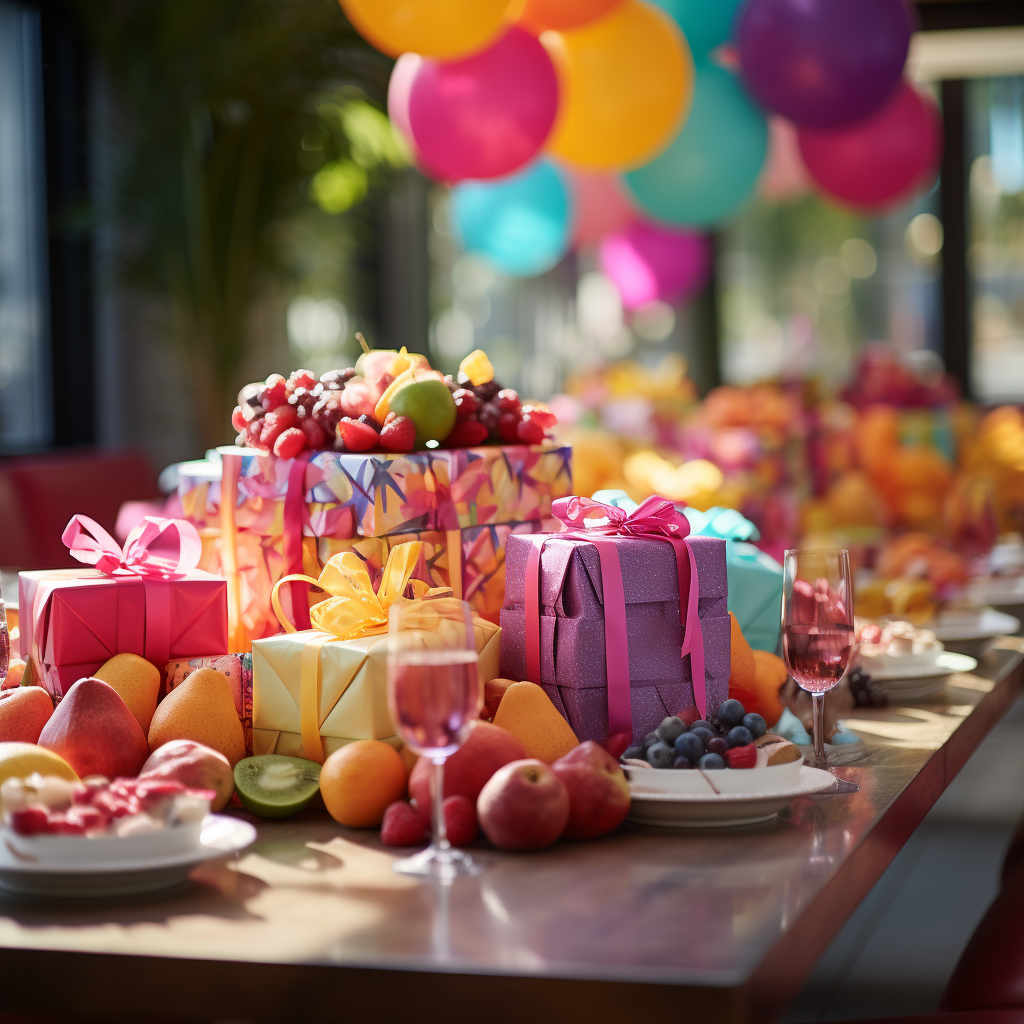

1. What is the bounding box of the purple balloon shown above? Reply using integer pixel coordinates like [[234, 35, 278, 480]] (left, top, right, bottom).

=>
[[599, 222, 710, 310], [737, 0, 914, 129], [407, 26, 558, 183]]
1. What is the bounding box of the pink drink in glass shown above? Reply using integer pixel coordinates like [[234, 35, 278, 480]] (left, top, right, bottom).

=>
[[782, 623, 855, 693], [389, 649, 480, 758], [0, 597, 8, 687]]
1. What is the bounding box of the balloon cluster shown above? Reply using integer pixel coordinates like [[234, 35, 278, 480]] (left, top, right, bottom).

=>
[[340, 0, 941, 294]]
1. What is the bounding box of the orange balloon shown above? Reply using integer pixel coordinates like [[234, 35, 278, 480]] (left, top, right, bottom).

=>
[[520, 0, 625, 32], [543, 0, 693, 171], [340, 0, 513, 60]]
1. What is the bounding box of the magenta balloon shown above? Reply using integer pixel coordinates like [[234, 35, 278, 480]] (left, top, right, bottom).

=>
[[566, 168, 636, 247], [407, 26, 558, 183], [599, 222, 710, 309], [738, 0, 914, 129], [798, 82, 942, 212]]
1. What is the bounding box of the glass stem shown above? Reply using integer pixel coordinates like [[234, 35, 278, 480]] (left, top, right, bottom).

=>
[[812, 692, 826, 766], [430, 758, 450, 852]]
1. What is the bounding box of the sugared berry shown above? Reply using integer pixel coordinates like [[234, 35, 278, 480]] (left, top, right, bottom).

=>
[[517, 415, 545, 444], [231, 406, 247, 433], [698, 752, 725, 770], [521, 403, 556, 428], [273, 427, 306, 459], [337, 417, 379, 452], [260, 406, 299, 448], [300, 417, 328, 450], [246, 418, 268, 450], [320, 368, 355, 389], [707, 737, 729, 756], [742, 713, 767, 739], [656, 716, 687, 746], [716, 700, 746, 730], [497, 411, 521, 443], [357, 414, 380, 430], [289, 369, 317, 390], [379, 415, 416, 453], [479, 403, 501, 436], [673, 732, 704, 762], [726, 725, 754, 748], [646, 741, 674, 769], [260, 375, 287, 411], [494, 389, 521, 415], [452, 389, 479, 422], [444, 420, 489, 448]]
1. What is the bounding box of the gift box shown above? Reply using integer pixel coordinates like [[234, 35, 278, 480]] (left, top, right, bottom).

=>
[[20, 516, 228, 701], [178, 443, 571, 645], [500, 496, 730, 745], [252, 542, 501, 761], [166, 653, 253, 754]]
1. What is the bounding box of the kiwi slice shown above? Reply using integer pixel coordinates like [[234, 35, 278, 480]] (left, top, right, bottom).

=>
[[233, 755, 321, 819]]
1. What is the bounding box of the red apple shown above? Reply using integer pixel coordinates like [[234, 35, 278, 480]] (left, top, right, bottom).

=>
[[552, 741, 631, 840], [140, 740, 234, 812], [477, 759, 569, 851]]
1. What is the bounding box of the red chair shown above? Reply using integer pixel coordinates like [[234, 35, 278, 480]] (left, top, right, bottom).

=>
[[0, 449, 161, 569]]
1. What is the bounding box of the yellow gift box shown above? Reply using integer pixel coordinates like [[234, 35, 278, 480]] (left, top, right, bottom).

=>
[[251, 542, 500, 761]]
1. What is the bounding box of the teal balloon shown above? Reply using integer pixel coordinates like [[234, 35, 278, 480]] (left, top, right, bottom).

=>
[[650, 0, 745, 56], [452, 160, 571, 277], [624, 62, 767, 227]]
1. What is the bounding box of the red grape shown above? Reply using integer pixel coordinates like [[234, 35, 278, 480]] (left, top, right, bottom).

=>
[[452, 389, 479, 422], [494, 389, 521, 415]]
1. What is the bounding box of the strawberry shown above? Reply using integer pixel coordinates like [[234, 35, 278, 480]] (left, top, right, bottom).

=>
[[337, 417, 379, 452], [379, 415, 416, 453], [273, 427, 306, 459], [444, 420, 489, 448], [380, 800, 430, 847], [299, 417, 328, 450], [725, 743, 756, 769], [443, 795, 479, 847], [260, 405, 299, 448]]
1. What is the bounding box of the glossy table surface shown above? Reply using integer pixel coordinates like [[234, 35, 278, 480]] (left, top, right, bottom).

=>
[[0, 643, 1020, 1024]]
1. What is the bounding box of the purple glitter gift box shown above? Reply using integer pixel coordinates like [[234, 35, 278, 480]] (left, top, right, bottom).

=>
[[499, 533, 731, 744]]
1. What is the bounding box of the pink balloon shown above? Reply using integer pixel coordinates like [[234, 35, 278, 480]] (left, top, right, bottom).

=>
[[798, 82, 943, 212], [407, 26, 559, 183], [387, 52, 422, 158], [599, 222, 711, 310], [759, 116, 811, 201], [565, 168, 636, 247]]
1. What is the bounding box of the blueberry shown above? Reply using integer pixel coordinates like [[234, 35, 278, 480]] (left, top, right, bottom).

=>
[[716, 699, 746, 729], [674, 732, 704, 762], [698, 752, 725, 770], [642, 731, 659, 752], [672, 756, 693, 769], [742, 713, 767, 739], [622, 745, 645, 761], [690, 720, 714, 733], [690, 727, 715, 749], [707, 737, 729, 756], [656, 716, 687, 746], [726, 725, 754, 748], [646, 741, 675, 768]]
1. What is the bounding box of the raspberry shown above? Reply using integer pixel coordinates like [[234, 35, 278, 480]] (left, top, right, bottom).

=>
[[443, 794, 478, 848], [517, 415, 545, 444], [601, 732, 632, 761], [724, 743, 757, 769], [289, 368, 317, 390], [494, 389, 521, 415], [452, 389, 479, 422], [337, 416, 380, 452], [444, 420, 489, 448], [231, 406, 247, 433], [498, 411, 521, 443], [273, 427, 306, 459], [260, 375, 287, 411], [379, 415, 416, 453], [380, 800, 429, 847], [10, 806, 50, 835], [522, 403, 556, 429], [300, 417, 328, 450]]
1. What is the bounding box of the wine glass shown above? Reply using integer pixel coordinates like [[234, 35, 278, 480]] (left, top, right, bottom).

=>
[[0, 578, 9, 687], [781, 549, 859, 789], [387, 596, 483, 881]]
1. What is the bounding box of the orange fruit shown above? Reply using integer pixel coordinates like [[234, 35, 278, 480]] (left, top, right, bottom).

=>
[[320, 740, 407, 828], [727, 612, 757, 694]]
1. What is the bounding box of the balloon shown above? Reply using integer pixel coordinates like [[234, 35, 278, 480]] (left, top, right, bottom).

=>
[[340, 0, 513, 60], [520, 0, 625, 32], [759, 116, 811, 201], [798, 82, 942, 212], [649, 0, 744, 57], [565, 168, 636, 246], [624, 62, 767, 227], [544, 0, 693, 171], [599, 222, 710, 309], [452, 161, 572, 277], [737, 0, 913, 129], [407, 27, 558, 182], [387, 53, 421, 160]]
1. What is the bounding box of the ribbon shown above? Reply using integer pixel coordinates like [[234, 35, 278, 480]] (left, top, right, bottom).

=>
[[524, 494, 707, 730], [270, 541, 452, 762], [283, 452, 313, 632]]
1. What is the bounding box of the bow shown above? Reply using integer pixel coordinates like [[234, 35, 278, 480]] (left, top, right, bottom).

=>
[[553, 494, 693, 541], [271, 541, 451, 641], [62, 515, 202, 579]]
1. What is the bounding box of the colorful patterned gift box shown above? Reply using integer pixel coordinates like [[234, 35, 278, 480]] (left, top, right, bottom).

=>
[[178, 443, 571, 646], [20, 516, 228, 701], [500, 496, 730, 745]]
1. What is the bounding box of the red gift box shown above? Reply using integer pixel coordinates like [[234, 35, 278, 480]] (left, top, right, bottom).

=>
[[19, 516, 228, 700]]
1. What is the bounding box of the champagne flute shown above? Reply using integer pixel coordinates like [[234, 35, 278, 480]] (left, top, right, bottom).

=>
[[0, 578, 9, 688], [387, 596, 483, 881], [781, 549, 859, 789]]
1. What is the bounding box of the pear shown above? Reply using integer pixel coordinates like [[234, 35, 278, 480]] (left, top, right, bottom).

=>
[[148, 668, 246, 766], [95, 653, 161, 733]]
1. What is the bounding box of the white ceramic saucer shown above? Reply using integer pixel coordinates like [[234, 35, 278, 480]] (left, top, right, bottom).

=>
[[626, 766, 837, 828], [0, 814, 256, 899]]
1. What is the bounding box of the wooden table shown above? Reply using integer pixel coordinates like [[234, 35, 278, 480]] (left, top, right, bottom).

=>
[[0, 644, 1020, 1024]]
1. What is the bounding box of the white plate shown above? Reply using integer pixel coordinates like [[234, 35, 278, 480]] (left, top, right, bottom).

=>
[[624, 756, 804, 796], [863, 650, 977, 683], [0, 815, 256, 899], [928, 607, 1020, 642], [881, 676, 954, 701], [627, 766, 838, 828], [966, 576, 1024, 608]]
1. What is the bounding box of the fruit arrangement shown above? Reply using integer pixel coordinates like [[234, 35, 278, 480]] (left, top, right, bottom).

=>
[[621, 699, 800, 771], [1, 773, 213, 838], [231, 341, 557, 457]]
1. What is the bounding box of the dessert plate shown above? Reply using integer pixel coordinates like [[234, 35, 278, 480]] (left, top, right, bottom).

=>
[[863, 650, 977, 683], [624, 757, 804, 796], [626, 766, 837, 828], [965, 576, 1024, 609], [0, 814, 256, 899], [927, 608, 1020, 656]]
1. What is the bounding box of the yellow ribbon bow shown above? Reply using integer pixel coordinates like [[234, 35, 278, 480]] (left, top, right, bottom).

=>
[[269, 542, 452, 763]]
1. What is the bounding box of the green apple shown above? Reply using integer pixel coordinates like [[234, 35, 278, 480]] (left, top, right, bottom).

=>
[[388, 378, 457, 449]]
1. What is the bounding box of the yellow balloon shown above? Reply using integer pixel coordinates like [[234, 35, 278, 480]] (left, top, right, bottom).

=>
[[544, 0, 693, 171], [340, 0, 515, 60]]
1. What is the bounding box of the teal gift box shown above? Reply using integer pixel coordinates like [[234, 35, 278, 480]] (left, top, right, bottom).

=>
[[593, 492, 783, 653]]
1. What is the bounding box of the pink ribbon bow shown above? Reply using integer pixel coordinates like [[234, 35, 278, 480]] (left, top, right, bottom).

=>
[[524, 494, 707, 736], [62, 515, 202, 578]]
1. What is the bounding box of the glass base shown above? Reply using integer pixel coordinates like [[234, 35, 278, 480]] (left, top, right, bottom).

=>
[[392, 845, 483, 881]]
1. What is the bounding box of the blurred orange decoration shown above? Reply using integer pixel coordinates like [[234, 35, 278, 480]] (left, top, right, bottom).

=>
[[960, 407, 1024, 533], [519, 0, 626, 32]]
